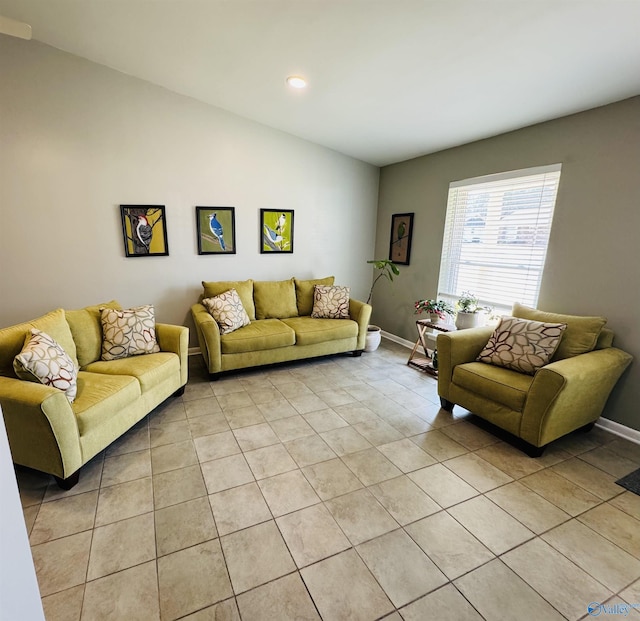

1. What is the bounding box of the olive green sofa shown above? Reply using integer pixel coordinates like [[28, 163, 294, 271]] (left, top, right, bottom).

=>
[[191, 278, 372, 377], [0, 302, 188, 488], [437, 304, 633, 455]]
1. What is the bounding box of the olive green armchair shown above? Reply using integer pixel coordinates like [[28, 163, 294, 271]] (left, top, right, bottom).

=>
[[437, 304, 633, 455]]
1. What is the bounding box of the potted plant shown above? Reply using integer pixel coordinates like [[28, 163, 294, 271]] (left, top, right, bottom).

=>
[[364, 259, 400, 352], [414, 298, 455, 323], [455, 291, 486, 329]]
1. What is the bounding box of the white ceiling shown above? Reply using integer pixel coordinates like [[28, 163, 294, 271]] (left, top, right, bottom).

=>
[[2, 0, 640, 166]]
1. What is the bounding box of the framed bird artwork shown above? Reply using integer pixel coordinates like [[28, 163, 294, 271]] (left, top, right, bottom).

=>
[[389, 212, 414, 265], [120, 205, 169, 257], [196, 206, 236, 255], [260, 209, 294, 253]]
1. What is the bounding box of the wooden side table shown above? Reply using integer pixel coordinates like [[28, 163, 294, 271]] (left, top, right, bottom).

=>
[[407, 319, 457, 377]]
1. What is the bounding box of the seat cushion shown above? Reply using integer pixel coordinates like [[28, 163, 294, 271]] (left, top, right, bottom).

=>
[[83, 352, 179, 393], [220, 320, 295, 354], [453, 361, 535, 412], [281, 317, 358, 346], [253, 279, 298, 320], [294, 276, 335, 316], [202, 280, 255, 321]]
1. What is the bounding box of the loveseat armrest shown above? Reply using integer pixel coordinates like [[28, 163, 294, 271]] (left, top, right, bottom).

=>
[[349, 299, 372, 350], [0, 376, 82, 478], [191, 303, 222, 374], [436, 327, 494, 401], [521, 347, 633, 447], [156, 323, 189, 387]]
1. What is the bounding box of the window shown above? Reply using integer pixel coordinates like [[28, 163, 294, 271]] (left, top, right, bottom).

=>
[[437, 164, 561, 312]]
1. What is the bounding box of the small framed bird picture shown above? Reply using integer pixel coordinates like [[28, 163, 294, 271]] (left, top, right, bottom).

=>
[[196, 206, 236, 255], [120, 205, 169, 257], [260, 209, 294, 253], [389, 212, 414, 265]]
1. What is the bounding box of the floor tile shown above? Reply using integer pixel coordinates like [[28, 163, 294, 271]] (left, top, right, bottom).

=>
[[369, 475, 440, 526], [377, 438, 436, 473], [179, 598, 240, 620], [578, 446, 640, 479], [610, 491, 640, 521], [290, 393, 330, 414], [357, 529, 447, 607], [301, 549, 394, 621], [153, 464, 207, 509], [620, 580, 640, 611], [244, 443, 298, 479], [385, 412, 432, 436], [150, 419, 191, 448], [151, 439, 198, 474], [314, 388, 357, 408], [352, 418, 404, 445], [220, 521, 295, 594], [188, 413, 231, 438], [440, 420, 499, 450], [217, 391, 255, 411], [276, 503, 351, 568], [454, 559, 564, 620], [405, 511, 494, 580], [552, 457, 623, 500], [270, 415, 316, 442], [410, 429, 468, 461], [95, 476, 153, 526], [30, 490, 98, 545], [324, 488, 398, 545], [408, 463, 478, 508], [81, 561, 159, 621], [200, 453, 254, 494], [320, 426, 372, 456], [232, 422, 280, 451], [101, 449, 151, 487], [237, 572, 320, 621], [332, 403, 379, 424], [399, 584, 483, 621], [245, 385, 285, 406], [577, 503, 640, 559], [42, 584, 84, 621], [444, 452, 513, 492], [182, 383, 214, 402], [184, 397, 222, 418], [606, 438, 640, 464], [158, 539, 233, 620], [43, 455, 105, 502], [285, 434, 337, 467], [104, 425, 149, 458], [257, 398, 299, 421], [302, 457, 363, 500], [155, 496, 217, 556], [209, 482, 272, 535], [257, 469, 320, 517], [341, 447, 402, 486], [194, 430, 241, 463], [303, 408, 349, 433], [474, 442, 545, 479], [223, 405, 265, 429], [22, 504, 39, 535]]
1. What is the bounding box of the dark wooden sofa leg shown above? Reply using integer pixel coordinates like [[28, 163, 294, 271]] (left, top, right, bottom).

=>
[[522, 442, 546, 458], [580, 421, 596, 433], [54, 470, 80, 490], [440, 398, 454, 412], [352, 350, 363, 357], [173, 385, 186, 397]]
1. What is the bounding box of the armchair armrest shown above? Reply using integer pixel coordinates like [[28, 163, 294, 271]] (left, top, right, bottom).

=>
[[521, 347, 633, 446], [349, 299, 372, 350], [156, 323, 189, 387], [191, 303, 222, 374], [0, 376, 82, 478], [436, 327, 494, 400]]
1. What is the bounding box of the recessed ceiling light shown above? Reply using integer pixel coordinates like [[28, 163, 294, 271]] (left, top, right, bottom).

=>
[[286, 76, 307, 89]]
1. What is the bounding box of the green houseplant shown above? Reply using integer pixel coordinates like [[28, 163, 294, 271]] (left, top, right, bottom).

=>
[[455, 291, 486, 329], [365, 259, 400, 352], [414, 298, 455, 322]]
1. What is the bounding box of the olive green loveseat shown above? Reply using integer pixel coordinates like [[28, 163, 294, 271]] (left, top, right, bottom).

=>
[[191, 277, 372, 377], [437, 304, 633, 455], [0, 302, 188, 488]]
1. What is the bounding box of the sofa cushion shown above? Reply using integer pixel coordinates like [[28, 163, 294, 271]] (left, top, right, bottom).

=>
[[220, 319, 295, 354], [311, 286, 350, 319], [83, 352, 179, 394], [202, 289, 251, 334], [253, 279, 298, 320], [100, 305, 161, 361], [294, 276, 335, 316], [66, 300, 122, 367], [72, 371, 141, 436], [281, 317, 358, 346], [477, 316, 566, 375], [512, 303, 606, 361], [453, 362, 535, 412], [202, 280, 255, 321], [13, 329, 79, 403]]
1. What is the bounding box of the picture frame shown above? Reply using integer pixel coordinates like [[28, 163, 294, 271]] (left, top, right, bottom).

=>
[[389, 212, 414, 265], [120, 205, 169, 257], [260, 209, 294, 253], [196, 206, 236, 255]]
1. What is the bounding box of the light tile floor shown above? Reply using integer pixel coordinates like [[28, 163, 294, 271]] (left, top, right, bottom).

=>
[[16, 341, 640, 621]]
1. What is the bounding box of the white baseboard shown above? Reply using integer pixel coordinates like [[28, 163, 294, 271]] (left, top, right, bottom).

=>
[[380, 331, 414, 349], [595, 417, 640, 446]]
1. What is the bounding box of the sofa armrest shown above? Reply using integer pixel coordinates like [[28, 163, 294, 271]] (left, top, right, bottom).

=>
[[156, 323, 189, 387], [521, 347, 633, 446], [191, 303, 222, 374], [349, 299, 372, 350], [0, 376, 82, 478], [436, 327, 494, 400]]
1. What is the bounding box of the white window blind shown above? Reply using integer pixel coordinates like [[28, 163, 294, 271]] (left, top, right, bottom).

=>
[[437, 164, 562, 311]]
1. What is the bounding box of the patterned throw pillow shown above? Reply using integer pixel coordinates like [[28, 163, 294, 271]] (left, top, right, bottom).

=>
[[311, 285, 350, 319], [202, 288, 251, 335], [13, 329, 78, 403], [100, 305, 161, 361], [477, 316, 567, 375]]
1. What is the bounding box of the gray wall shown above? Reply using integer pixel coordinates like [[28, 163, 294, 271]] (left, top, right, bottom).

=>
[[0, 37, 379, 340], [374, 97, 640, 430]]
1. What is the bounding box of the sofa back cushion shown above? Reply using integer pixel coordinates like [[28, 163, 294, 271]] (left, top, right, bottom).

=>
[[66, 301, 122, 367], [253, 279, 298, 320], [294, 276, 335, 316], [0, 309, 78, 377], [202, 280, 255, 321], [512, 303, 607, 360]]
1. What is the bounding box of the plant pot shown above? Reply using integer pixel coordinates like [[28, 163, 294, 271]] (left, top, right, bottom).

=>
[[455, 311, 484, 330], [364, 325, 382, 352], [429, 313, 441, 324]]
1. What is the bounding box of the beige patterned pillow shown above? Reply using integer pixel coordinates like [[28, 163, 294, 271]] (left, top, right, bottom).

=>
[[311, 285, 350, 319], [202, 288, 251, 334], [477, 316, 567, 375], [100, 305, 161, 361], [13, 329, 78, 403]]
